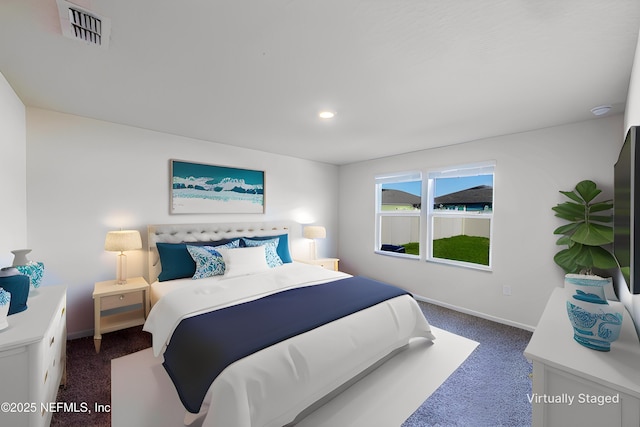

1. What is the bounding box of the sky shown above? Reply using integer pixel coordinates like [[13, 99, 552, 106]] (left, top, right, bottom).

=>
[[383, 175, 493, 197], [172, 160, 264, 185]]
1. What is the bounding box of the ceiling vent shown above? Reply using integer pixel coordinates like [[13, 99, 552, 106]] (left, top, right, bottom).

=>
[[56, 0, 110, 49]]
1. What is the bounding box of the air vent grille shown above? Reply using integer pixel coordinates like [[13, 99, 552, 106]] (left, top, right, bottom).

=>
[[57, 0, 111, 49], [68, 8, 102, 45]]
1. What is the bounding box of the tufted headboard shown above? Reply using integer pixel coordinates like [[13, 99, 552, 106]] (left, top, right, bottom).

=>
[[147, 222, 291, 284]]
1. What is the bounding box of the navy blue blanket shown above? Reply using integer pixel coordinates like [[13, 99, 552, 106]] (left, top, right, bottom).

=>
[[162, 276, 409, 413]]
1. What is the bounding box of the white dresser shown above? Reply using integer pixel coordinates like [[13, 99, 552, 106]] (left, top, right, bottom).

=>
[[0, 285, 67, 427], [525, 288, 640, 427]]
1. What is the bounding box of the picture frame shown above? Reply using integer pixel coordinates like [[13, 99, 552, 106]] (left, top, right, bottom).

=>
[[170, 159, 265, 214]]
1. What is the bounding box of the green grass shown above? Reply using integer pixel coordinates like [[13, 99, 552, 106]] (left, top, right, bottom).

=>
[[401, 235, 490, 265], [401, 242, 420, 255]]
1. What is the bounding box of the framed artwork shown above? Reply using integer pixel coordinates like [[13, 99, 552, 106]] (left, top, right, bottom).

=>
[[170, 159, 265, 214]]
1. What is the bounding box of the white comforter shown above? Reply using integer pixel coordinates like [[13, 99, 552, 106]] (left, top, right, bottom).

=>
[[143, 262, 435, 427]]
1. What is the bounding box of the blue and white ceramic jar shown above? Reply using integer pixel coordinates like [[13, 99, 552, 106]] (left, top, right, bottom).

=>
[[564, 274, 612, 301], [15, 261, 44, 290], [566, 289, 623, 351], [0, 288, 10, 330]]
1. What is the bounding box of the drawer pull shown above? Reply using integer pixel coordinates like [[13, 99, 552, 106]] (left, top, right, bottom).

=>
[[119, 295, 125, 300], [44, 370, 48, 384], [50, 336, 55, 347]]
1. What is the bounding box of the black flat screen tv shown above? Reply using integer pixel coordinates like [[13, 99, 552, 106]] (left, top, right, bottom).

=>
[[614, 126, 640, 293]]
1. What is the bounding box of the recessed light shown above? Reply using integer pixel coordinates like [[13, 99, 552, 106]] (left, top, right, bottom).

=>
[[590, 105, 612, 116], [319, 111, 335, 119]]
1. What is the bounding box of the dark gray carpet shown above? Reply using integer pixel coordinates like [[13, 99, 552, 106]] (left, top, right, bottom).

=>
[[51, 327, 151, 427], [403, 302, 533, 427], [52, 302, 532, 426]]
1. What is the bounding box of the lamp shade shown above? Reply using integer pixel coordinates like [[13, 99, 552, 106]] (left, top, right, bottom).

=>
[[104, 230, 142, 252], [303, 226, 326, 239]]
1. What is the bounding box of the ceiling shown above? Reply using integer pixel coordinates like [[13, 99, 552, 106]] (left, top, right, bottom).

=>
[[1, 1, 640, 165]]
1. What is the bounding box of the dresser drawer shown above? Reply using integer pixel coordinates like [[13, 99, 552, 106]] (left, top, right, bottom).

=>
[[41, 297, 66, 395], [316, 260, 335, 270], [101, 291, 143, 311]]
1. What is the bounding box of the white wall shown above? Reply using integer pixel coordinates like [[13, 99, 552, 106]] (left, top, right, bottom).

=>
[[26, 108, 339, 337], [338, 115, 623, 329], [0, 71, 27, 265]]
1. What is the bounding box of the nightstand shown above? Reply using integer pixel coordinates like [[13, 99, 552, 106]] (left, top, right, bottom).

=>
[[93, 276, 149, 353], [295, 258, 340, 271]]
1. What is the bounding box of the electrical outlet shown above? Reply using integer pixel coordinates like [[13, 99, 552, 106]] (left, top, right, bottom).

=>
[[503, 285, 511, 296]]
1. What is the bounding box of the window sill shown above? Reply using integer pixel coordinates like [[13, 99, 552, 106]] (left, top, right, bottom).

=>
[[374, 250, 420, 260], [427, 257, 492, 272]]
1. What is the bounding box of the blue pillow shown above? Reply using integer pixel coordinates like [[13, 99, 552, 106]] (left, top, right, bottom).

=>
[[157, 239, 239, 281], [241, 234, 292, 263]]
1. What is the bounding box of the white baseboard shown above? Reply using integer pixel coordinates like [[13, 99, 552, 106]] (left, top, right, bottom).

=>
[[66, 328, 94, 340], [413, 294, 536, 332]]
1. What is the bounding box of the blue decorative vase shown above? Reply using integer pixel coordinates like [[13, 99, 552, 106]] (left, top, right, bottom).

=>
[[566, 290, 623, 351], [0, 288, 10, 330], [564, 274, 612, 301], [15, 261, 44, 290], [0, 274, 29, 315]]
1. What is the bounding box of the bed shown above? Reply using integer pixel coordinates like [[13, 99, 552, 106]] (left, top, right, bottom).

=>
[[142, 222, 435, 427]]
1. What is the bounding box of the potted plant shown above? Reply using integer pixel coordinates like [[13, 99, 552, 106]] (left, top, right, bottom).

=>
[[552, 180, 623, 351], [552, 179, 617, 275]]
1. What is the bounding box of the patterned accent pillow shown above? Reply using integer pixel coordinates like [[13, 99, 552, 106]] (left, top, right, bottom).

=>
[[187, 240, 239, 279], [242, 237, 284, 268]]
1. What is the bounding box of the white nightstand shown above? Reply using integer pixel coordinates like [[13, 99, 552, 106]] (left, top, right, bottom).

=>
[[295, 258, 340, 271], [93, 276, 149, 353]]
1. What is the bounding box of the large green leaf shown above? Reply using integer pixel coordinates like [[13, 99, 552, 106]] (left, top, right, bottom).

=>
[[574, 245, 617, 270], [589, 201, 614, 213], [555, 235, 572, 246], [570, 222, 614, 246], [554, 245, 584, 273], [559, 190, 584, 204], [552, 202, 585, 221], [588, 214, 613, 223], [554, 243, 617, 273], [575, 180, 601, 203], [553, 222, 581, 236]]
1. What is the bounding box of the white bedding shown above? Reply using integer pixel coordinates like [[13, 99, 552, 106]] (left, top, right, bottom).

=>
[[143, 262, 435, 427], [145, 262, 351, 356]]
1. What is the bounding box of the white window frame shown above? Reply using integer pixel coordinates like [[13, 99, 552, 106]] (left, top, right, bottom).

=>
[[426, 161, 495, 270], [374, 171, 423, 259]]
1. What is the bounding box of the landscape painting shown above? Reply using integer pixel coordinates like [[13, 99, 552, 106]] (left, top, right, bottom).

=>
[[170, 160, 264, 214]]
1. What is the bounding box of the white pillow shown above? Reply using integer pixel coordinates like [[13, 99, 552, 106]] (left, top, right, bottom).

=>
[[219, 246, 269, 277]]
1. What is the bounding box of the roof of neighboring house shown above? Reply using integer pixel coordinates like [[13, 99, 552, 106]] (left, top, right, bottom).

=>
[[381, 189, 421, 206], [434, 185, 493, 205]]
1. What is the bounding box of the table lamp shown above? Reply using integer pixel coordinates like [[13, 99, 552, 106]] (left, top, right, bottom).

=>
[[104, 230, 142, 284], [303, 225, 326, 260]]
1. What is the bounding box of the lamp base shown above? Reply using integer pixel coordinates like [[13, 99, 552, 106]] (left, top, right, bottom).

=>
[[116, 252, 128, 285], [309, 241, 318, 260]]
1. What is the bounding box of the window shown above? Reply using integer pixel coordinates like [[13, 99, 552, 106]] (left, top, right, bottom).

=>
[[375, 172, 422, 258], [427, 162, 495, 269]]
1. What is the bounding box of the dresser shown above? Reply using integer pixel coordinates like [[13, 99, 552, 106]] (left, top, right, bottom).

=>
[[524, 288, 640, 427], [0, 285, 67, 427]]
